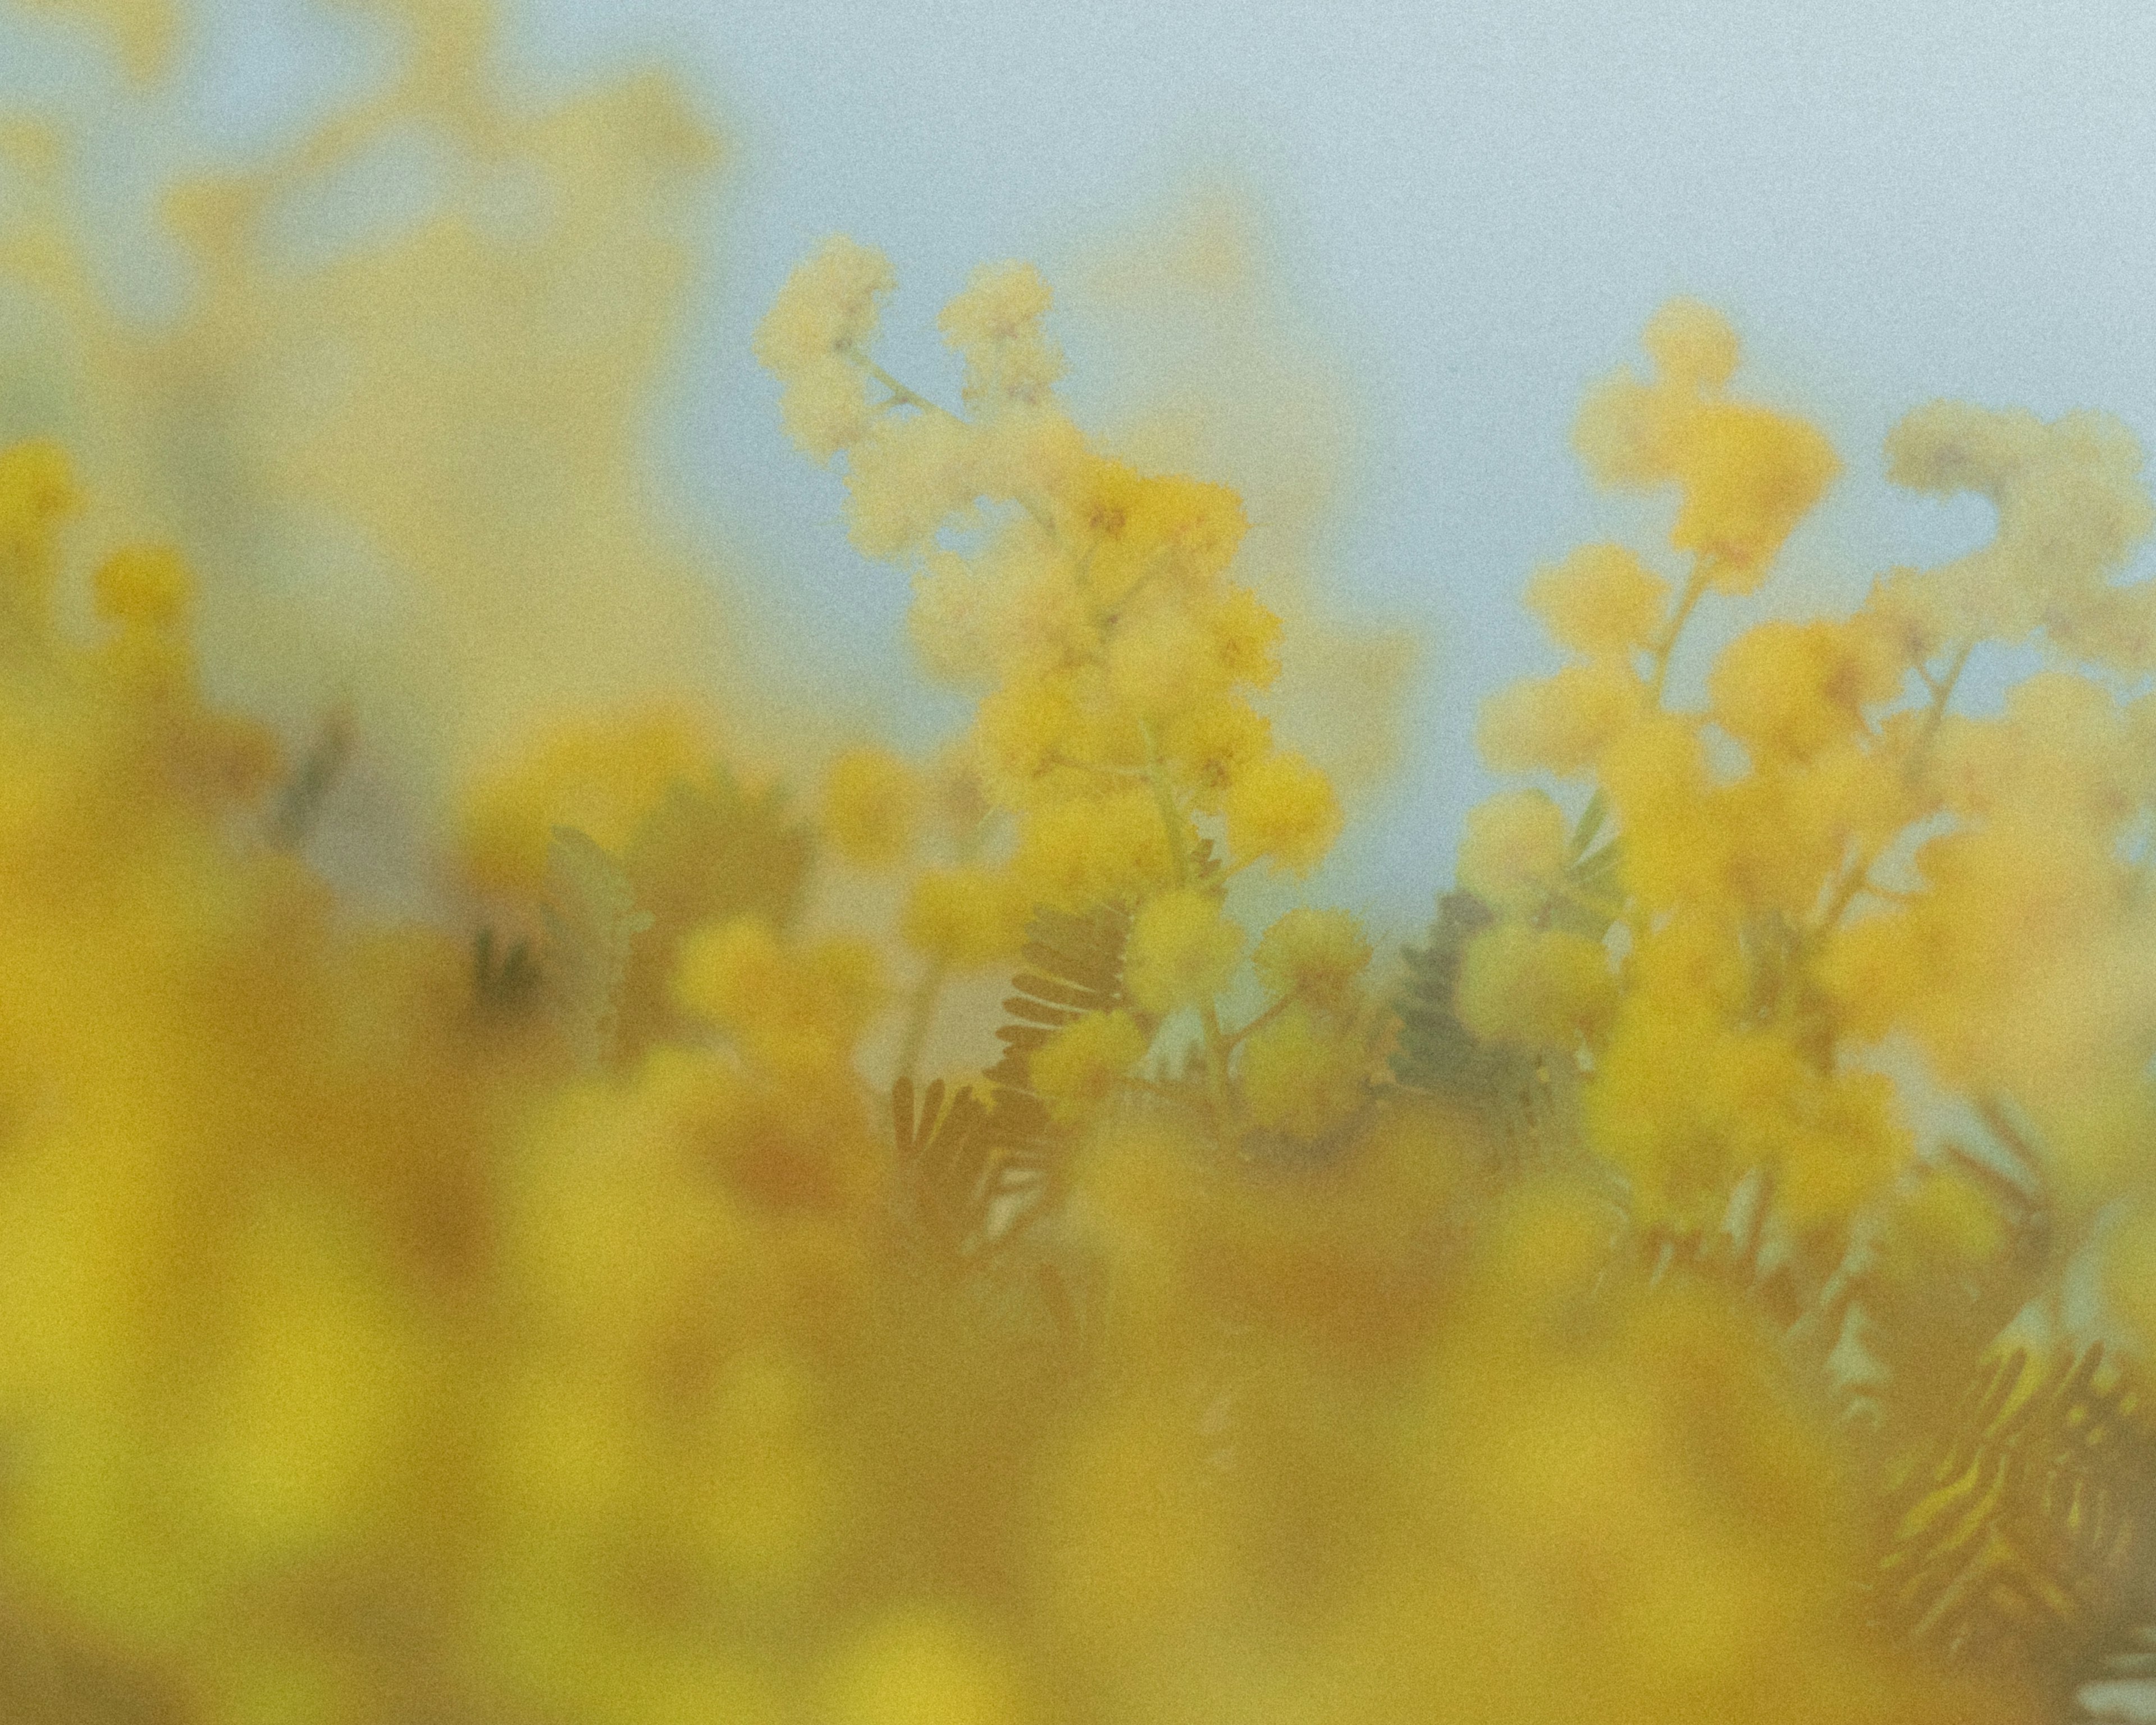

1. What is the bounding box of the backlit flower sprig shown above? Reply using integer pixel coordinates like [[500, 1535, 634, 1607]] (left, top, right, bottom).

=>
[[1455, 298, 2156, 1308], [757, 238, 1371, 1150]]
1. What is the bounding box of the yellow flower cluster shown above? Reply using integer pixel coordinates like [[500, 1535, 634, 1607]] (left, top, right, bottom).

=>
[[1573, 297, 1840, 591], [2, 12, 2150, 1712], [1457, 296, 2156, 1352], [756, 242, 1363, 1145]]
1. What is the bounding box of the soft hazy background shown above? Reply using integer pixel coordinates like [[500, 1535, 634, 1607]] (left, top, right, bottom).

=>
[[4, 0, 2153, 938]]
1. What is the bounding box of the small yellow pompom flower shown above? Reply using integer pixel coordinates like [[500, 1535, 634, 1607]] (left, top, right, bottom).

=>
[[776, 359, 877, 464], [754, 235, 898, 463], [1455, 922, 1615, 1049], [1597, 715, 1720, 911], [1068, 466, 1248, 605], [459, 705, 722, 892], [1012, 788, 1177, 911], [674, 916, 885, 1067], [1525, 542, 1669, 657], [1569, 303, 1838, 590], [1106, 601, 1219, 722], [938, 259, 1065, 409], [753, 234, 895, 376], [974, 677, 1086, 809], [1673, 400, 1840, 591], [845, 410, 981, 559], [1240, 1003, 1368, 1140], [92, 545, 192, 631], [1222, 750, 1341, 876], [1031, 1010, 1149, 1125], [1456, 789, 1570, 912], [1476, 660, 1646, 777], [1709, 618, 1903, 764], [1203, 586, 1283, 689], [1641, 297, 1741, 393], [820, 746, 919, 869], [899, 866, 1033, 969], [1062, 458, 1153, 605], [1126, 887, 1245, 1014], [1251, 907, 1372, 1012], [1158, 696, 1271, 812]]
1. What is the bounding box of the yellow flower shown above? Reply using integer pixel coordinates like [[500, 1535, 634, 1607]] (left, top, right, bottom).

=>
[[1240, 1002, 1367, 1140], [1251, 907, 1372, 1012], [1125, 887, 1244, 1014], [938, 259, 1065, 410], [752, 234, 896, 376], [1202, 585, 1282, 688], [906, 550, 995, 687], [775, 358, 877, 464], [820, 745, 919, 869], [1639, 297, 1741, 393], [1157, 695, 1271, 813], [1570, 302, 1838, 590], [1011, 788, 1177, 911], [899, 865, 1034, 969], [459, 705, 724, 892], [1708, 618, 1901, 764], [844, 410, 981, 559], [1596, 715, 1719, 911], [1674, 400, 1840, 591], [974, 677, 1086, 810], [1031, 1009, 1149, 1125], [1525, 542, 1668, 657], [1106, 599, 1222, 722], [1066, 464, 1247, 605], [1222, 749, 1341, 876], [1454, 922, 1615, 1049], [1476, 659, 1646, 777], [674, 916, 885, 1070], [1587, 996, 1904, 1231], [1456, 789, 1569, 912]]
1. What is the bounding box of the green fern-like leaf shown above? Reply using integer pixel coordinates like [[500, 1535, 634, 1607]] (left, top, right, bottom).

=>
[[892, 900, 1145, 1271], [471, 923, 539, 1014], [541, 826, 654, 1069], [1389, 891, 1578, 1169], [893, 1076, 998, 1263], [265, 702, 353, 851], [1876, 1343, 2156, 1677], [1391, 892, 1505, 1093], [979, 901, 1141, 1203]]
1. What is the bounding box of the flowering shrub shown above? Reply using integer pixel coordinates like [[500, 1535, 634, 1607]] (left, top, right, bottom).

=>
[[2, 7, 2156, 1724]]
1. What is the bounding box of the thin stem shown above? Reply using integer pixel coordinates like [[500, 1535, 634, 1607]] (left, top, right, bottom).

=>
[[1223, 991, 1296, 1051], [1142, 723, 1237, 1152], [861, 358, 1058, 536], [866, 360, 956, 419], [1648, 559, 1714, 705], [1565, 788, 1607, 864], [1910, 639, 1973, 761], [1811, 638, 1972, 935], [894, 954, 949, 1090]]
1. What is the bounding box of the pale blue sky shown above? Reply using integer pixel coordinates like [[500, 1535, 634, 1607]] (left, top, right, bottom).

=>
[[6, 0, 2155, 934]]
